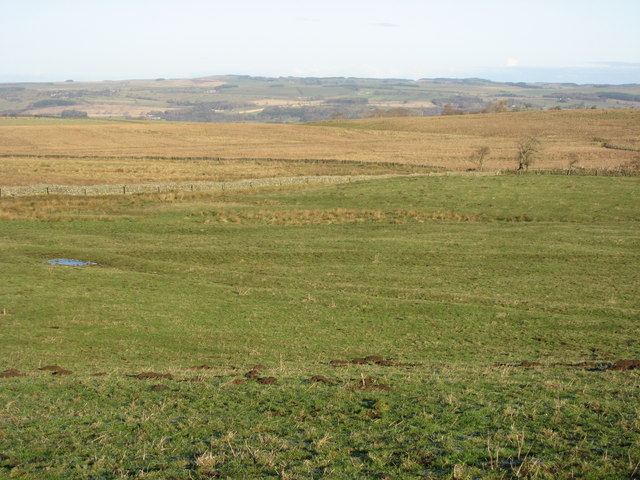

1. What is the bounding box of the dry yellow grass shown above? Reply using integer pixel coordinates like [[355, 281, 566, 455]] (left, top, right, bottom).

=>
[[0, 110, 637, 186], [0, 157, 414, 187]]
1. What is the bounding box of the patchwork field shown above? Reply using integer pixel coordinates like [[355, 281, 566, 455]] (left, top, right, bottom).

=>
[[1, 109, 639, 188], [1, 174, 639, 478]]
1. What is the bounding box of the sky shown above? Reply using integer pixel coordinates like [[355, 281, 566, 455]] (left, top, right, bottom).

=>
[[1, 0, 639, 84]]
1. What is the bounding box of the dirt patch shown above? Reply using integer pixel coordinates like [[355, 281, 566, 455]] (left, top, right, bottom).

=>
[[256, 377, 277, 385], [311, 375, 333, 384], [0, 369, 26, 378], [376, 360, 396, 366], [134, 372, 174, 380], [250, 364, 267, 371], [230, 379, 247, 385], [607, 359, 640, 371], [150, 385, 170, 391], [244, 369, 263, 379], [350, 376, 391, 391], [52, 369, 73, 375]]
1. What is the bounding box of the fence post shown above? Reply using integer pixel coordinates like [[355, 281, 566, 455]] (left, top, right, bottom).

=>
[[123, 185, 126, 194]]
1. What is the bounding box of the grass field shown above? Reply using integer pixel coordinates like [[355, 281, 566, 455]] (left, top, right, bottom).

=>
[[1, 110, 639, 187], [1, 174, 639, 479]]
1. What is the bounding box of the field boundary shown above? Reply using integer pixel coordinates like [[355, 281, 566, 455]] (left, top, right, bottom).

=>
[[0, 172, 500, 198], [0, 153, 446, 171]]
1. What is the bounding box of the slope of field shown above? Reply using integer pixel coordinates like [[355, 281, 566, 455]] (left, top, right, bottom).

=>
[[0, 110, 638, 187], [1, 175, 639, 478]]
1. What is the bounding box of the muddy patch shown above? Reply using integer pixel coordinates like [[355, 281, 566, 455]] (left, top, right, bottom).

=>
[[519, 361, 542, 368], [256, 377, 277, 385], [607, 359, 640, 371], [310, 375, 334, 384], [150, 384, 170, 391], [0, 369, 26, 378]]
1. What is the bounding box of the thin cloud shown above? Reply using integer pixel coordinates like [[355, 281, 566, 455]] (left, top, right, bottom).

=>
[[372, 22, 398, 28], [586, 61, 640, 68], [296, 17, 320, 22]]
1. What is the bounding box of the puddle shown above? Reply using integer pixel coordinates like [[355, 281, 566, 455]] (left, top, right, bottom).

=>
[[46, 258, 96, 266]]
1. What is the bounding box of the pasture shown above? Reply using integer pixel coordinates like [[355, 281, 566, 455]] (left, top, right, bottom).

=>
[[1, 173, 639, 479], [0, 110, 639, 187]]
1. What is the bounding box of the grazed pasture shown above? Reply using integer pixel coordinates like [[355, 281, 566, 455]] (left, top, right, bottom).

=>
[[1, 174, 639, 479]]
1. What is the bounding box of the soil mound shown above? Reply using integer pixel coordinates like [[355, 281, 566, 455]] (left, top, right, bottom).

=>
[[608, 360, 640, 371], [0, 369, 26, 378], [150, 385, 170, 391], [519, 361, 542, 367], [311, 375, 333, 383], [256, 377, 277, 385]]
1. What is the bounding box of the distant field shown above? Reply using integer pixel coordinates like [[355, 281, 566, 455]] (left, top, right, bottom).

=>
[[0, 175, 638, 478], [1, 110, 638, 187], [2, 75, 640, 122]]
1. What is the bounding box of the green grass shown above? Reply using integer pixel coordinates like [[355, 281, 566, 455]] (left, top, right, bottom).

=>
[[1, 175, 639, 479]]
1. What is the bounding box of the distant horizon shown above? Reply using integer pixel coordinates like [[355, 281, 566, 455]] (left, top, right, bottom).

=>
[[1, 70, 639, 87]]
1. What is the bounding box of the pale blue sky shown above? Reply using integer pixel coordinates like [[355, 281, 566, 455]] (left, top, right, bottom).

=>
[[2, 0, 639, 83]]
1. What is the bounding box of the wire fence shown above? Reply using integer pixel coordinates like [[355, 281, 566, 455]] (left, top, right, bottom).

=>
[[0, 171, 500, 198]]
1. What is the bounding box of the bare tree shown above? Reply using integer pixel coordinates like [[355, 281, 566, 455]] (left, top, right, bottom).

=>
[[516, 136, 541, 171], [469, 146, 491, 171]]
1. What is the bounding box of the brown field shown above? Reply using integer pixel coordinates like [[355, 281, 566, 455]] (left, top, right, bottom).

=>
[[0, 110, 638, 186], [24, 104, 181, 118]]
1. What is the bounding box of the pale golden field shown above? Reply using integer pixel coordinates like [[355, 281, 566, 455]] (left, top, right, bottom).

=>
[[0, 110, 638, 186]]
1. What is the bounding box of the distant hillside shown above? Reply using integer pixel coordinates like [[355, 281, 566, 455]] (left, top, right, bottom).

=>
[[0, 75, 639, 123]]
